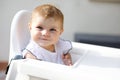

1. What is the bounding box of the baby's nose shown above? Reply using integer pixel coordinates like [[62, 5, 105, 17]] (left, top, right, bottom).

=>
[[41, 30, 49, 36]]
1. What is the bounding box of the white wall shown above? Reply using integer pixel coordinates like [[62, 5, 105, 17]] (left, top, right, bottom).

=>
[[0, 0, 120, 61]]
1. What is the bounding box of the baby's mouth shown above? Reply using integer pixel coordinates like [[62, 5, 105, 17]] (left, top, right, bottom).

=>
[[42, 38, 48, 40], [41, 38, 49, 41]]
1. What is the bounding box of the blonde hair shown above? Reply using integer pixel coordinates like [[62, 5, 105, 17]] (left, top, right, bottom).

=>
[[31, 4, 64, 28]]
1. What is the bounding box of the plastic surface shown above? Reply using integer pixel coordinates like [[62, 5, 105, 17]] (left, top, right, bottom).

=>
[[6, 10, 120, 80]]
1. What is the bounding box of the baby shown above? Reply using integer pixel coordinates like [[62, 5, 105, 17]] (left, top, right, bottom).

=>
[[22, 4, 72, 66]]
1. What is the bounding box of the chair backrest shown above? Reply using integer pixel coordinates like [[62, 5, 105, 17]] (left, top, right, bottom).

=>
[[9, 10, 31, 62]]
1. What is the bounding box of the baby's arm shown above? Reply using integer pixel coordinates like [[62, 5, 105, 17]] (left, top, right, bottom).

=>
[[62, 53, 72, 66], [24, 51, 37, 59]]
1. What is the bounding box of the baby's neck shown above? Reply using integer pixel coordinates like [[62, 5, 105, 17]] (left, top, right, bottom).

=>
[[42, 45, 55, 52]]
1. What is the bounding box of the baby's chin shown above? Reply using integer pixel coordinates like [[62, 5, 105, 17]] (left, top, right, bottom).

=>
[[38, 42, 54, 47]]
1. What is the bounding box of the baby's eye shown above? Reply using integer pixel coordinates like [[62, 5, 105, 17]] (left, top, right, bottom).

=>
[[37, 26, 43, 30], [50, 28, 56, 32]]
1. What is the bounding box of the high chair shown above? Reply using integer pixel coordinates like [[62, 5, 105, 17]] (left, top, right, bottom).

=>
[[6, 10, 120, 80]]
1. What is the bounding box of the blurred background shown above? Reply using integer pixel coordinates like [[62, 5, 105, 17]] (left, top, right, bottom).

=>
[[0, 0, 120, 78]]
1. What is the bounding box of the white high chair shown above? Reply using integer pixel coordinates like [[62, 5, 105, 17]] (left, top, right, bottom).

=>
[[8, 10, 31, 62], [6, 10, 120, 80]]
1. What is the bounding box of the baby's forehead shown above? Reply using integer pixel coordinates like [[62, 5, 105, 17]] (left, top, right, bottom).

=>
[[31, 13, 63, 28]]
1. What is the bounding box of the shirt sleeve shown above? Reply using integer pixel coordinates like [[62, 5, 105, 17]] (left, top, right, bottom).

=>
[[22, 41, 33, 58], [59, 38, 72, 54], [22, 40, 43, 60], [22, 49, 27, 58]]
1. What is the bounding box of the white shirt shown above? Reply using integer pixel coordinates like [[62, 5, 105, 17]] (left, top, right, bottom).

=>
[[22, 38, 72, 64]]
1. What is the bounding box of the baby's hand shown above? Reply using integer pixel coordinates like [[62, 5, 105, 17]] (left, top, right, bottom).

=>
[[62, 53, 72, 66]]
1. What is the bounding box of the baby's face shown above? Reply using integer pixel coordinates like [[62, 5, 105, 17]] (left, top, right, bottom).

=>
[[29, 15, 63, 49]]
